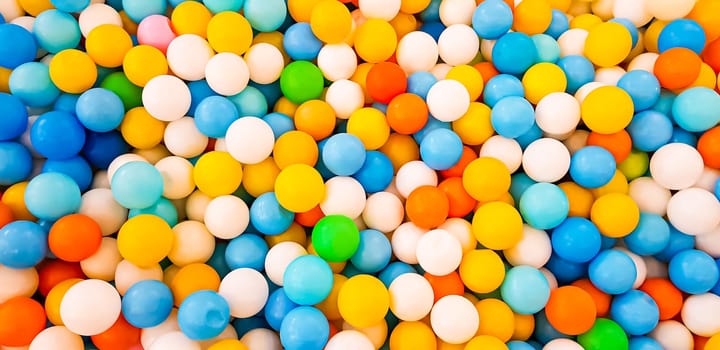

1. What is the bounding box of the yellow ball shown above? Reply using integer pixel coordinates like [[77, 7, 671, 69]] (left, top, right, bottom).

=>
[[590, 193, 640, 238], [379, 133, 420, 172], [644, 20, 668, 54], [522, 63, 567, 104], [570, 13, 603, 30], [120, 107, 166, 149], [170, 263, 221, 306], [347, 107, 391, 150], [446, 65, 484, 102], [265, 222, 307, 247], [584, 21, 633, 67], [559, 181, 594, 218], [18, 0, 53, 16], [274, 164, 326, 213], [46, 278, 82, 326], [316, 274, 348, 321], [464, 335, 508, 350], [400, 0, 432, 14], [354, 19, 398, 63], [273, 97, 299, 116], [49, 49, 98, 94], [463, 157, 511, 202], [310, 0, 352, 44], [475, 299, 515, 342], [618, 150, 649, 181], [438, 340, 466, 350], [459, 250, 505, 294], [706, 333, 720, 350], [242, 157, 281, 198], [338, 274, 389, 329], [208, 339, 248, 350], [171, 1, 212, 37], [86, 24, 133, 68], [390, 12, 418, 40], [452, 102, 494, 146], [288, 0, 323, 22], [0, 67, 11, 93], [1, 182, 36, 221], [123, 45, 169, 87], [591, 169, 628, 197], [273, 131, 319, 169], [193, 151, 244, 197], [117, 214, 175, 268], [207, 12, 253, 55], [581, 85, 634, 134], [389, 321, 437, 350], [472, 201, 523, 250], [512, 313, 535, 341], [513, 0, 553, 35], [350, 63, 374, 104]]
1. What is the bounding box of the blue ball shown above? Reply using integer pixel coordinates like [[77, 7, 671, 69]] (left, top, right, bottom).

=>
[[407, 71, 437, 99], [0, 142, 32, 185], [128, 197, 178, 227], [556, 55, 595, 94], [652, 90, 676, 116], [229, 86, 268, 118], [669, 127, 697, 147], [483, 74, 524, 107], [226, 233, 269, 271], [283, 255, 333, 305], [532, 34, 561, 63], [551, 217, 602, 263], [412, 116, 449, 144], [0, 23, 37, 69], [82, 130, 131, 169], [250, 192, 294, 235], [472, 0, 513, 40], [492, 32, 538, 75], [322, 133, 366, 176], [654, 225, 695, 262], [610, 290, 660, 336], [76, 88, 125, 132], [187, 80, 218, 116], [194, 96, 239, 138], [342, 262, 364, 278], [501, 266, 550, 314], [122, 279, 174, 328], [30, 111, 86, 160], [262, 112, 295, 139], [534, 309, 572, 344], [353, 151, 394, 194], [178, 290, 231, 340], [629, 336, 664, 350], [507, 341, 538, 350], [110, 161, 164, 210], [25, 172, 82, 221], [250, 80, 282, 108], [601, 235, 617, 250], [669, 249, 719, 294], [243, 0, 286, 32], [0, 93, 29, 141], [419, 128, 463, 170], [33, 10, 81, 53], [207, 242, 231, 278], [283, 23, 323, 61], [280, 306, 330, 350], [491, 96, 535, 138], [672, 87, 720, 133], [617, 70, 661, 112], [544, 9, 569, 39], [350, 229, 392, 274], [627, 110, 673, 152], [569, 146, 617, 189], [509, 172, 537, 204], [519, 183, 569, 230], [203, 0, 244, 13], [265, 288, 299, 331], [0, 221, 48, 269], [50, 0, 91, 12], [624, 213, 670, 256], [378, 262, 416, 288], [8, 62, 61, 108], [122, 0, 167, 23], [515, 123, 544, 149], [588, 249, 637, 295], [610, 18, 639, 48], [657, 19, 706, 54], [53, 93, 80, 114], [419, 21, 445, 42], [42, 155, 93, 191]]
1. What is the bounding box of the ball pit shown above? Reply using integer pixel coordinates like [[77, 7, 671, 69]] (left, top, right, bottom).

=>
[[2, 0, 720, 349]]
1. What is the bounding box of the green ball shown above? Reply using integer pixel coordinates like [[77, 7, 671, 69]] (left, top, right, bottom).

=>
[[312, 215, 360, 262], [578, 318, 629, 350], [618, 149, 649, 181], [280, 60, 324, 105], [101, 71, 142, 111]]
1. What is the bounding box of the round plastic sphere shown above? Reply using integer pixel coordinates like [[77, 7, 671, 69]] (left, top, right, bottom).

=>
[[534, 92, 581, 135], [658, 19, 706, 54], [249, 192, 294, 235], [483, 74, 525, 106], [310, 0, 353, 44], [501, 266, 550, 314], [577, 318, 629, 350], [280, 306, 330, 350], [338, 274, 389, 329], [30, 111, 86, 160], [610, 290, 660, 336], [224, 116, 274, 165], [667, 188, 720, 236], [325, 330, 374, 350], [283, 255, 333, 305], [623, 213, 670, 256], [9, 62, 61, 108], [177, 290, 231, 341], [649, 143, 704, 190], [352, 151, 394, 194], [589, 249, 637, 295], [388, 272, 434, 321], [681, 293, 720, 337], [472, 0, 512, 39], [519, 182, 569, 230], [25, 172, 81, 221], [218, 268, 268, 318], [438, 24, 479, 66], [0, 23, 37, 69], [569, 146, 617, 189], [310, 215, 359, 262], [544, 285, 597, 336], [492, 32, 538, 75], [122, 279, 173, 328], [110, 161, 164, 209], [396, 32, 439, 75], [521, 138, 570, 183], [243, 0, 286, 32], [123, 0, 167, 23], [202, 195, 248, 240], [283, 22, 323, 61], [627, 111, 673, 152], [117, 214, 174, 268], [60, 279, 121, 336], [347, 229, 390, 273], [668, 249, 719, 294], [74, 88, 124, 133], [275, 164, 326, 213], [245, 43, 284, 84], [0, 296, 44, 347], [0, 142, 32, 185], [551, 217, 602, 263], [51, 0, 90, 13], [34, 10, 82, 54], [264, 242, 307, 287], [430, 295, 479, 344], [491, 96, 535, 139], [265, 288, 298, 331], [0, 221, 47, 269], [616, 70, 661, 112], [672, 87, 720, 133], [321, 133, 366, 176], [418, 128, 462, 171], [280, 60, 324, 105], [0, 93, 28, 141], [629, 336, 663, 350], [142, 75, 192, 122]]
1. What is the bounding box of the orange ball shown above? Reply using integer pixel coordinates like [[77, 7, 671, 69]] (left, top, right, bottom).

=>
[[638, 278, 684, 321], [654, 47, 703, 90], [439, 146, 478, 179], [424, 271, 464, 303], [0, 202, 12, 230], [37, 260, 85, 296], [697, 126, 720, 169], [586, 130, 632, 164], [0, 296, 46, 347], [473, 62, 500, 87], [570, 279, 611, 317], [438, 177, 477, 218], [171, 263, 221, 306], [379, 133, 421, 172], [366, 62, 407, 104], [295, 205, 325, 228], [294, 100, 337, 141], [91, 315, 141, 350], [406, 185, 450, 229], [703, 38, 720, 73], [386, 93, 429, 135], [48, 214, 103, 262], [544, 286, 597, 335]]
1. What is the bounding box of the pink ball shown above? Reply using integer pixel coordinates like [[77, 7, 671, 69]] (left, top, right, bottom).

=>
[[137, 15, 176, 54]]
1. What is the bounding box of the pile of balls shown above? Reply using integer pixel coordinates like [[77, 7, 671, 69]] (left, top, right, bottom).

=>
[[2, 0, 720, 349]]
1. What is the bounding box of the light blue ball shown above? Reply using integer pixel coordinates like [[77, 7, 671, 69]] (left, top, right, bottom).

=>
[[627, 110, 673, 152], [243, 0, 287, 32], [352, 151, 394, 194], [419, 128, 463, 170], [76, 88, 125, 132], [283, 255, 334, 305], [519, 182, 569, 230], [280, 306, 330, 350], [507, 341, 538, 350], [654, 225, 694, 262], [588, 249, 637, 295], [194, 96, 239, 138], [491, 96, 535, 138], [0, 23, 37, 69], [0, 221, 48, 269], [569, 146, 616, 189], [322, 133, 366, 176], [617, 70, 661, 112], [624, 213, 670, 256], [501, 265, 551, 314], [110, 161, 164, 210], [50, 0, 91, 12], [551, 217, 602, 263], [492, 32, 538, 75], [128, 197, 178, 227], [8, 62, 61, 108], [265, 288, 298, 331], [657, 19, 706, 54], [471, 0, 513, 40], [509, 172, 537, 204], [203, 0, 244, 13], [407, 71, 437, 99], [54, 93, 80, 114], [42, 155, 93, 192], [544, 9, 569, 39], [669, 249, 719, 294], [122, 280, 174, 328], [33, 10, 81, 53], [629, 336, 664, 350], [122, 0, 167, 23], [25, 172, 82, 221], [178, 290, 231, 340], [350, 229, 392, 274], [483, 74, 524, 107], [672, 87, 720, 133], [378, 262, 416, 288], [30, 110, 86, 160], [228, 86, 268, 118], [610, 290, 660, 336], [225, 233, 269, 271], [532, 34, 561, 63], [283, 23, 322, 61], [249, 192, 294, 235], [0, 142, 32, 186], [187, 80, 218, 116], [262, 112, 295, 139], [516, 123, 544, 149], [412, 116, 449, 144], [556, 55, 594, 94]]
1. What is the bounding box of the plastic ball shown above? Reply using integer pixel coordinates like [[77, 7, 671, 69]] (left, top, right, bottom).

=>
[[386, 93, 429, 135], [110, 161, 164, 210], [500, 265, 550, 315], [280, 306, 330, 350], [672, 87, 720, 133], [218, 268, 268, 318], [25, 172, 82, 221], [311, 0, 352, 44], [462, 156, 511, 203], [0, 142, 32, 186], [249, 192, 294, 235], [657, 19, 706, 54], [0, 296, 46, 347], [354, 18, 397, 63], [338, 274, 389, 328], [519, 183, 569, 230], [8, 62, 61, 108], [418, 128, 463, 171], [502, 225, 551, 268], [142, 75, 192, 122], [362, 192, 404, 233], [30, 110, 86, 160], [283, 22, 323, 61], [472, 0, 512, 39], [122, 279, 174, 328], [33, 9, 81, 54], [312, 215, 360, 262], [551, 217, 602, 264], [610, 290, 660, 336], [178, 290, 231, 341], [430, 295, 479, 344], [492, 32, 538, 75], [28, 325, 84, 350], [680, 293, 720, 337], [491, 96, 535, 139], [616, 70, 661, 113], [280, 60, 324, 105], [569, 146, 617, 189], [668, 249, 719, 294], [584, 21, 632, 67], [473, 201, 523, 250], [74, 88, 124, 133], [0, 23, 37, 69], [316, 44, 357, 83], [522, 138, 571, 183], [322, 133, 366, 176], [264, 288, 298, 331], [626, 111, 673, 152], [649, 142, 704, 191], [397, 31, 439, 74], [48, 49, 97, 94], [0, 221, 47, 269], [224, 234, 267, 271], [545, 286, 597, 335], [243, 0, 286, 32], [244, 43, 284, 84], [60, 279, 121, 336], [581, 85, 634, 134], [388, 273, 433, 321], [577, 318, 629, 350], [283, 255, 333, 305], [588, 249, 637, 295], [117, 214, 174, 267], [438, 24, 479, 66], [326, 330, 374, 350], [264, 242, 307, 286], [275, 163, 325, 213]]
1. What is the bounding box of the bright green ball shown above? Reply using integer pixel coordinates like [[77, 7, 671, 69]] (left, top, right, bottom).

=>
[[311, 214, 360, 262], [280, 60, 324, 105], [578, 318, 629, 350]]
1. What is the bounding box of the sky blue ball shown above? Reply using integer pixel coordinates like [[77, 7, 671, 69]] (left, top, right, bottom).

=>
[[8, 62, 61, 108], [178, 290, 231, 340], [265, 288, 298, 331], [492, 32, 538, 75], [378, 262, 416, 288], [652, 90, 675, 116], [569, 146, 616, 189], [545, 253, 588, 285], [509, 172, 537, 204], [472, 0, 513, 40], [610, 290, 660, 336], [407, 71, 437, 99], [483, 74, 524, 107], [225, 233, 269, 271], [110, 161, 164, 210], [350, 229, 392, 274], [551, 217, 602, 263], [262, 112, 295, 139], [76, 88, 125, 132], [658, 19, 706, 54], [194, 96, 239, 138], [0, 93, 28, 141], [556, 55, 594, 94], [544, 9, 569, 39], [589, 249, 637, 295], [624, 213, 670, 256], [129, 197, 178, 227], [519, 183, 569, 230], [122, 0, 167, 23], [203, 0, 244, 13], [419, 128, 463, 170], [491, 96, 535, 138], [501, 266, 550, 314], [122, 280, 174, 328], [669, 249, 719, 294], [42, 155, 93, 192], [352, 151, 393, 194], [0, 23, 37, 69], [672, 87, 720, 133], [32, 10, 81, 53], [250, 192, 294, 235], [82, 130, 131, 169], [412, 116, 449, 144], [627, 110, 673, 152], [283, 255, 333, 306], [516, 123, 544, 149], [322, 133, 366, 176], [0, 142, 32, 186], [280, 306, 330, 350], [50, 0, 91, 12], [610, 18, 639, 47], [654, 225, 694, 262], [30, 110, 86, 160], [283, 23, 323, 61], [534, 309, 572, 344], [669, 127, 697, 147], [229, 86, 268, 118], [187, 80, 218, 116], [629, 336, 664, 350], [507, 341, 538, 350], [25, 172, 81, 221], [53, 93, 80, 114], [243, 0, 286, 32], [617, 70, 661, 112], [0, 221, 48, 269]]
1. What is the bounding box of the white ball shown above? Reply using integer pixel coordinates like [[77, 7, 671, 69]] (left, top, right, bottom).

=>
[[627, 52, 659, 73], [438, 24, 479, 66], [594, 66, 626, 85], [558, 28, 589, 57], [575, 82, 608, 104], [340, 321, 387, 349], [543, 338, 584, 350], [107, 153, 148, 183], [391, 222, 428, 264], [135, 144, 171, 165], [78, 4, 122, 37], [647, 0, 695, 21], [60, 279, 121, 336], [225, 117, 275, 165], [155, 156, 195, 200], [694, 167, 720, 192], [426, 79, 471, 122], [244, 43, 284, 84], [205, 52, 250, 96], [666, 188, 720, 235], [431, 63, 453, 80], [439, 0, 475, 26], [141, 309, 180, 349], [397, 31, 439, 74], [218, 268, 269, 318], [430, 295, 479, 344], [166, 34, 213, 81], [0, 0, 23, 22], [320, 176, 367, 219], [114, 260, 163, 295], [616, 247, 647, 289], [696, 226, 720, 258], [318, 43, 358, 81], [198, 325, 239, 349], [416, 229, 463, 276], [613, 0, 653, 27], [628, 177, 672, 216], [81, 237, 122, 281], [522, 138, 571, 183], [149, 331, 201, 350], [681, 293, 720, 337], [395, 160, 438, 198], [535, 92, 581, 135], [79, 188, 128, 236], [92, 170, 111, 189], [143, 75, 192, 122], [204, 195, 250, 239], [10, 15, 35, 31], [0, 265, 37, 304], [326, 79, 365, 119], [504, 225, 552, 268], [480, 39, 495, 63], [240, 328, 282, 350], [325, 330, 375, 350], [362, 191, 405, 233], [649, 320, 694, 350], [264, 242, 308, 286], [388, 273, 434, 321], [169, 220, 216, 266], [359, 0, 400, 20], [438, 218, 475, 253], [164, 117, 209, 158], [479, 135, 523, 173], [29, 326, 84, 350]]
